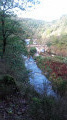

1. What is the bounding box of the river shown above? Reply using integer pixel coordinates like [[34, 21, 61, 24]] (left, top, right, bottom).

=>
[[23, 55, 57, 97]]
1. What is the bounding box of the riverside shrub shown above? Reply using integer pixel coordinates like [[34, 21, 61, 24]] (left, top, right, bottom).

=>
[[30, 47, 37, 56]]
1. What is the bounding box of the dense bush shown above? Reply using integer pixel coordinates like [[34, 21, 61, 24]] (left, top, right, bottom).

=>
[[30, 47, 37, 56], [29, 95, 67, 120], [35, 56, 67, 96], [0, 75, 18, 98]]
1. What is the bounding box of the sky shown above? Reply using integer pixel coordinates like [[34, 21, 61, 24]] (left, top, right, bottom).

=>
[[15, 0, 67, 21]]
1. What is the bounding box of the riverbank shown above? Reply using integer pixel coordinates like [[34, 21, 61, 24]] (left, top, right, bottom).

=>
[[0, 56, 67, 120], [34, 55, 67, 96], [23, 55, 57, 97]]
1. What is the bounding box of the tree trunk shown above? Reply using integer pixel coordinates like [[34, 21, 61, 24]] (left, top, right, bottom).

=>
[[3, 37, 6, 54], [1, 11, 6, 55]]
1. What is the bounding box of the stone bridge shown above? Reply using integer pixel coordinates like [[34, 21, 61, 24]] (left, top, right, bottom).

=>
[[27, 44, 48, 53]]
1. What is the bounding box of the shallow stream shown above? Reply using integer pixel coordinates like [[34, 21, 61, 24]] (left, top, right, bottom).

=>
[[23, 55, 57, 97]]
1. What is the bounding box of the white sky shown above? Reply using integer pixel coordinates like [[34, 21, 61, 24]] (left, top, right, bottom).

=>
[[15, 0, 67, 21]]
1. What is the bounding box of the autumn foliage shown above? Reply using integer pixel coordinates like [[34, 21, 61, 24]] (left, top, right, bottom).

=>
[[35, 56, 67, 96]]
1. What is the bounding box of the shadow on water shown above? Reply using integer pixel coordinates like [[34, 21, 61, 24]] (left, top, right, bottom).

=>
[[22, 55, 59, 99]]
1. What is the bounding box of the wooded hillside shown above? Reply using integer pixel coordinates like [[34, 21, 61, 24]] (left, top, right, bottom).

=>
[[19, 15, 67, 56]]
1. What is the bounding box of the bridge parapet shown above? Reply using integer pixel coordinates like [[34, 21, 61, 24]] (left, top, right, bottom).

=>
[[27, 44, 48, 53]]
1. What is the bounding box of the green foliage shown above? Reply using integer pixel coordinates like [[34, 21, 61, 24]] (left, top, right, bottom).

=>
[[3, 75, 15, 85], [46, 28, 52, 35], [51, 77, 67, 96], [30, 47, 37, 56], [0, 0, 31, 55], [0, 34, 29, 97], [0, 75, 18, 98], [48, 35, 67, 48], [4, 36, 28, 81], [29, 95, 65, 120], [19, 16, 67, 56], [0, 11, 23, 55], [0, 12, 29, 95], [19, 18, 46, 40], [30, 97, 42, 120], [47, 42, 52, 47]]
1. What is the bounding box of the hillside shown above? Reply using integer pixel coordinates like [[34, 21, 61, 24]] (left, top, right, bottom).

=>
[[19, 15, 67, 56]]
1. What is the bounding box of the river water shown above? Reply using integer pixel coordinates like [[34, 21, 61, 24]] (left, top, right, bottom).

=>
[[23, 55, 57, 97]]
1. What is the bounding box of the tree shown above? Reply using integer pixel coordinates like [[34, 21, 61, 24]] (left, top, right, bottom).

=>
[[0, 0, 15, 55], [0, 0, 40, 56], [30, 47, 37, 56]]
